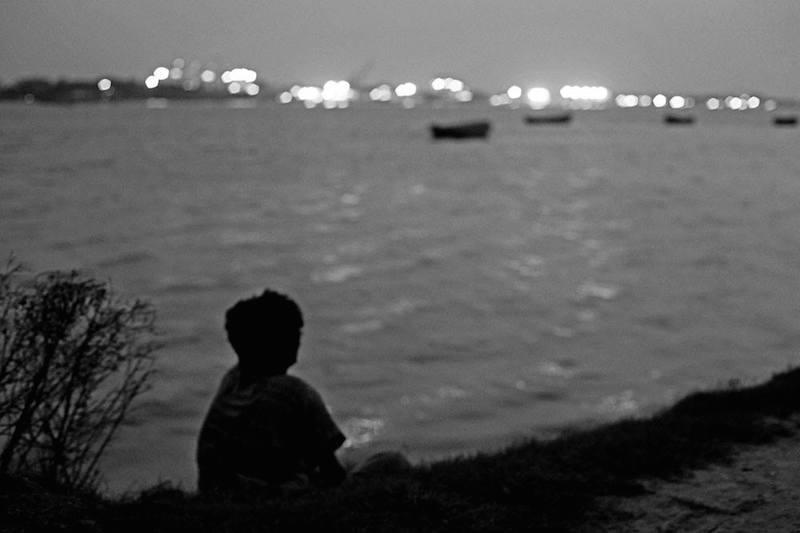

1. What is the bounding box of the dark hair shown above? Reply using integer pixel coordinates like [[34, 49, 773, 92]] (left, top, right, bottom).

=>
[[225, 289, 304, 375]]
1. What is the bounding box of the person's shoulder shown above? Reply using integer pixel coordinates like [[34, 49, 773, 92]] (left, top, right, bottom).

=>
[[267, 374, 329, 406], [270, 374, 320, 395], [213, 366, 241, 395], [221, 365, 241, 384]]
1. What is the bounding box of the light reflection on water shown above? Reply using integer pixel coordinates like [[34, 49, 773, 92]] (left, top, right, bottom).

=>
[[2, 104, 799, 493]]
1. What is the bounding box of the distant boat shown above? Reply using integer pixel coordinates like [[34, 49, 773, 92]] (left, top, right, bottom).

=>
[[524, 112, 572, 125], [773, 115, 798, 127], [430, 120, 491, 140], [664, 114, 695, 125]]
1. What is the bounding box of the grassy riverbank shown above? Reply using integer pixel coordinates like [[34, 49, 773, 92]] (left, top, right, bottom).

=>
[[4, 366, 800, 532]]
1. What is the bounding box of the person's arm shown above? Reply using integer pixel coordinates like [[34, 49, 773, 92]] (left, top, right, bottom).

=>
[[294, 377, 348, 485]]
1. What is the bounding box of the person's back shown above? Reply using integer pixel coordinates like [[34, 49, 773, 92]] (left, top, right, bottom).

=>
[[196, 289, 346, 494]]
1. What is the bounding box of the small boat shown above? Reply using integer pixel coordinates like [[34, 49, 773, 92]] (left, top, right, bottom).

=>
[[524, 112, 572, 125], [773, 115, 798, 127], [430, 120, 491, 140], [664, 114, 695, 125]]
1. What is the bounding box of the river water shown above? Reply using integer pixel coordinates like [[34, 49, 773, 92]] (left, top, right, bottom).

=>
[[2, 102, 799, 493]]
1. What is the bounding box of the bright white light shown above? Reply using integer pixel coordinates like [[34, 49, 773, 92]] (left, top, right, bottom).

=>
[[652, 94, 667, 108], [454, 90, 473, 102], [170, 67, 182, 80], [97, 78, 112, 91], [145, 76, 159, 89], [222, 68, 257, 84], [507, 85, 522, 99], [369, 84, 391, 101], [395, 82, 417, 98], [369, 84, 392, 101], [432, 77, 465, 93], [638, 95, 652, 107], [726, 96, 743, 110], [706, 97, 721, 110], [278, 91, 293, 104], [559, 85, 608, 104], [228, 82, 242, 95], [669, 95, 686, 109], [243, 69, 257, 83], [592, 86, 609, 101], [322, 80, 351, 102], [527, 87, 551, 109], [747, 96, 760, 109], [615, 94, 639, 108], [297, 86, 323, 104], [238, 68, 257, 83], [200, 70, 216, 83], [154, 67, 170, 81], [245, 83, 260, 96], [297, 86, 320, 101]]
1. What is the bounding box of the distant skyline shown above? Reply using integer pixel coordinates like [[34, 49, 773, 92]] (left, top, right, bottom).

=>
[[2, 1, 800, 97]]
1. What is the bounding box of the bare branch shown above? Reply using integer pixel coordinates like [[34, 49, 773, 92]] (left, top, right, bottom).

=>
[[0, 265, 157, 489]]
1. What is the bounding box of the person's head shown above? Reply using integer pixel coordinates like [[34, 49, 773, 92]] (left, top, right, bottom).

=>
[[224, 289, 304, 376]]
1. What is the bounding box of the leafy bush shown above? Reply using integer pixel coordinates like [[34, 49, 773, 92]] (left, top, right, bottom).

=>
[[0, 261, 157, 490]]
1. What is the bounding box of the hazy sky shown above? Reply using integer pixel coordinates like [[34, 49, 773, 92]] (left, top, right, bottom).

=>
[[2, 0, 800, 96]]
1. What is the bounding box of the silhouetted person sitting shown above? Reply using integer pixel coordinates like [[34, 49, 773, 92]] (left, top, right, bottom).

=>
[[196, 289, 347, 495]]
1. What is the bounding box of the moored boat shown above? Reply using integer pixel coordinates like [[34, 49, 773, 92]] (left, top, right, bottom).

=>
[[430, 120, 491, 140], [524, 112, 572, 125], [773, 115, 798, 127], [664, 113, 695, 125]]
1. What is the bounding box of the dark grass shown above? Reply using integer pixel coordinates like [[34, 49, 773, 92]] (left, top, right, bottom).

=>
[[4, 367, 800, 532]]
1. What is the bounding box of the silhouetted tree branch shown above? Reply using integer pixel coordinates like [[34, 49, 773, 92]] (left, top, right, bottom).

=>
[[0, 260, 157, 490]]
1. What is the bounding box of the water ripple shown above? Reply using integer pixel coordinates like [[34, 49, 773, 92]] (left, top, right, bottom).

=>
[[93, 250, 155, 269], [342, 416, 385, 448], [596, 390, 639, 415], [576, 281, 620, 301], [311, 265, 363, 283], [340, 320, 383, 334]]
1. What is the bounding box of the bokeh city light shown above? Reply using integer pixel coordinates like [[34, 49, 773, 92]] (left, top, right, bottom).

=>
[[559, 85, 609, 107], [526, 87, 551, 109], [71, 56, 788, 112]]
